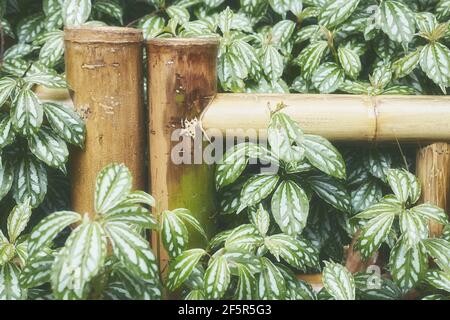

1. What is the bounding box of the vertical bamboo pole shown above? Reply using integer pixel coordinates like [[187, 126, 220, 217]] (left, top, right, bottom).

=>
[[416, 143, 450, 237], [146, 38, 219, 272], [65, 27, 145, 216]]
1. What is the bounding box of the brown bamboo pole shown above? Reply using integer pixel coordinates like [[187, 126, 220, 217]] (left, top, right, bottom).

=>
[[416, 143, 450, 237], [201, 94, 450, 142], [146, 38, 219, 272], [65, 26, 145, 216]]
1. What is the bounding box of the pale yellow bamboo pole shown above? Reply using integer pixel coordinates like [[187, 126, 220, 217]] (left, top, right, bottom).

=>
[[201, 94, 450, 142], [65, 26, 145, 216], [416, 143, 450, 237], [146, 38, 219, 275]]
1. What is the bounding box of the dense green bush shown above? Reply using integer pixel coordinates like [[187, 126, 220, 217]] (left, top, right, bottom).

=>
[[0, 0, 449, 300]]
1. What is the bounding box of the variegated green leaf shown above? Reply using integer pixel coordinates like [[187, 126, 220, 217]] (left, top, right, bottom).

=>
[[250, 204, 270, 237], [52, 220, 107, 299], [62, 0, 92, 26], [322, 262, 355, 300], [258, 257, 286, 300], [93, 0, 123, 24], [7, 199, 32, 244], [28, 211, 81, 258], [379, 0, 416, 43], [386, 169, 410, 204], [420, 43, 450, 92], [338, 47, 361, 79], [297, 41, 329, 79], [43, 102, 85, 148], [38, 31, 64, 67], [271, 180, 309, 236], [167, 5, 190, 24], [238, 174, 279, 213], [355, 195, 403, 220], [356, 211, 396, 258], [235, 265, 256, 300], [424, 270, 450, 292], [167, 248, 207, 291], [351, 178, 383, 213], [13, 157, 47, 208], [28, 127, 69, 168], [104, 222, 158, 281], [11, 89, 43, 136], [392, 48, 421, 79], [139, 16, 165, 39], [215, 144, 249, 190], [95, 163, 132, 214], [0, 263, 25, 300], [0, 114, 16, 149], [225, 224, 263, 251], [318, 0, 361, 29], [410, 203, 448, 225], [399, 210, 429, 246], [389, 238, 428, 290], [0, 160, 13, 201], [204, 255, 230, 299], [161, 210, 188, 258], [268, 111, 304, 163], [302, 134, 346, 179], [423, 238, 450, 273], [436, 0, 450, 21], [103, 205, 157, 229], [0, 77, 17, 107], [172, 208, 207, 241], [312, 63, 344, 93], [120, 190, 155, 207], [20, 253, 54, 288], [0, 243, 15, 265], [262, 45, 284, 83], [307, 173, 351, 213]]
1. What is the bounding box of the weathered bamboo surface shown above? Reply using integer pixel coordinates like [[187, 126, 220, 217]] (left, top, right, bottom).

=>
[[202, 94, 450, 142], [146, 38, 219, 272], [416, 143, 450, 237], [65, 26, 145, 216]]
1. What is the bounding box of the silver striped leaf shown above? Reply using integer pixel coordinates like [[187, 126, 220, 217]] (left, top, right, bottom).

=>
[[237, 174, 280, 213], [161, 210, 189, 258], [0, 159, 13, 202], [20, 253, 54, 288], [38, 31, 65, 67], [424, 270, 450, 292], [235, 265, 256, 300], [7, 198, 32, 244], [379, 0, 416, 43], [172, 208, 207, 241], [307, 173, 351, 213], [138, 16, 165, 40], [0, 77, 17, 107], [94, 163, 132, 214], [312, 62, 345, 93], [0, 113, 16, 149], [249, 204, 270, 237], [28, 126, 69, 168], [215, 143, 249, 190], [296, 41, 329, 79], [392, 48, 421, 79], [389, 238, 428, 290], [225, 224, 263, 251], [93, 0, 123, 24], [62, 0, 92, 26], [355, 210, 396, 259], [52, 220, 107, 299], [420, 42, 450, 92], [351, 178, 383, 213], [105, 222, 158, 281], [271, 180, 309, 236], [338, 47, 362, 79], [354, 195, 403, 220], [13, 156, 48, 208], [167, 248, 207, 291], [43, 102, 85, 148], [28, 211, 81, 258], [302, 134, 346, 180], [258, 257, 286, 300], [268, 111, 304, 163], [318, 0, 361, 29], [386, 169, 410, 204], [399, 210, 429, 246], [204, 255, 231, 299], [0, 242, 15, 265], [0, 262, 25, 300], [410, 203, 448, 225], [103, 204, 157, 229], [322, 261, 355, 300], [11, 89, 43, 137], [423, 238, 450, 273]]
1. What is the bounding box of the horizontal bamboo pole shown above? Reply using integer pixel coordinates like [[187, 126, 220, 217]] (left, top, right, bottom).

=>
[[201, 94, 450, 142]]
